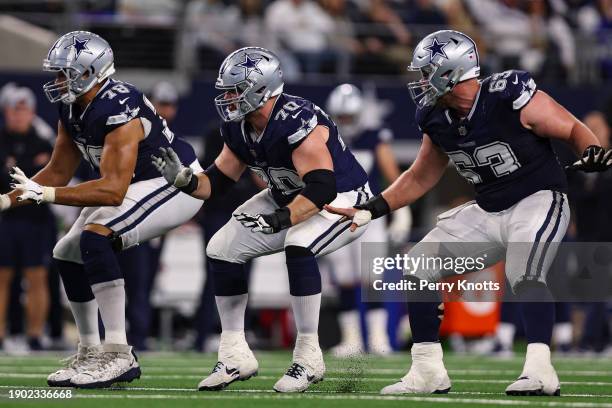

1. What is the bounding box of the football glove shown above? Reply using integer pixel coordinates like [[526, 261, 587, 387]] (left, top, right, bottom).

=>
[[234, 208, 291, 234], [388, 206, 412, 245], [151, 147, 198, 193], [0, 194, 10, 211], [355, 194, 391, 220], [566, 145, 612, 173], [10, 167, 55, 204]]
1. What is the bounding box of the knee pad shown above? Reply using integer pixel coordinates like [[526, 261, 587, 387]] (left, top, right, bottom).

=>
[[285, 246, 321, 296], [209, 258, 248, 296], [80, 230, 123, 286], [513, 280, 553, 302]]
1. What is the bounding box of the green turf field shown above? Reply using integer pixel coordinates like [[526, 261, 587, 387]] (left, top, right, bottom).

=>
[[0, 351, 610, 407]]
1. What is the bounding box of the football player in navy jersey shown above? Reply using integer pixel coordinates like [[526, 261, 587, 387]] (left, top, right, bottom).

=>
[[326, 30, 612, 396], [153, 47, 371, 393], [323, 83, 412, 357], [0, 31, 203, 388]]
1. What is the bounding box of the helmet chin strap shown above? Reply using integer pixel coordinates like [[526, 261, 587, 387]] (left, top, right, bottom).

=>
[[62, 92, 77, 105]]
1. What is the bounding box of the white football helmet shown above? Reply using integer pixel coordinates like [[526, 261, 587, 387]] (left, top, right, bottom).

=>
[[407, 30, 480, 108], [43, 31, 115, 104], [326, 83, 364, 140]]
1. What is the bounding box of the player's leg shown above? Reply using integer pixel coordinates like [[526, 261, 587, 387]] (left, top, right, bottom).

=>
[[67, 178, 203, 388], [324, 241, 365, 357], [48, 209, 103, 386], [381, 202, 504, 395], [504, 190, 569, 396], [362, 218, 393, 355], [274, 187, 370, 392], [199, 189, 286, 391]]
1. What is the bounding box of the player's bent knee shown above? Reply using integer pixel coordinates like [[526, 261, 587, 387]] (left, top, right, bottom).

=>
[[53, 233, 83, 264], [80, 230, 123, 286], [206, 228, 242, 263], [209, 258, 248, 296], [285, 245, 321, 296]]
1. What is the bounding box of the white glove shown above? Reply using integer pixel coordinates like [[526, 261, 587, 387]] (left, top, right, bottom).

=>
[[0, 194, 10, 211], [10, 167, 55, 204], [151, 147, 193, 188], [388, 206, 412, 245]]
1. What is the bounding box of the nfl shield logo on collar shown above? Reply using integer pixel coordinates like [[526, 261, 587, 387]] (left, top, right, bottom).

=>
[[458, 125, 468, 136]]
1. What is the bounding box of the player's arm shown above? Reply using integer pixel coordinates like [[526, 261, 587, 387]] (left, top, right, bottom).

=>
[[376, 141, 413, 243], [326, 134, 448, 230], [521, 90, 611, 172], [12, 119, 143, 207], [233, 125, 336, 234], [287, 125, 335, 225], [152, 143, 246, 201], [1, 120, 81, 211]]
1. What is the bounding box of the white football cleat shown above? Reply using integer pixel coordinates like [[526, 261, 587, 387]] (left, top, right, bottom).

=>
[[70, 344, 141, 389], [47, 343, 103, 387], [380, 342, 451, 394], [331, 311, 364, 358], [330, 341, 364, 358], [274, 334, 325, 393], [506, 343, 560, 396], [198, 331, 258, 391]]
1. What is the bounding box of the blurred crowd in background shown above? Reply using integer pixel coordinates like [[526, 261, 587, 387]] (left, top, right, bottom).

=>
[[0, 0, 611, 357], [2, 0, 612, 83]]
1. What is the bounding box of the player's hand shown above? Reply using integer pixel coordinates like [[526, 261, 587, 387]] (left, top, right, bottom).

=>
[[152, 147, 193, 188], [0, 194, 10, 211], [234, 212, 278, 234], [9, 167, 54, 204], [389, 206, 412, 245], [566, 145, 612, 173], [324, 204, 372, 232]]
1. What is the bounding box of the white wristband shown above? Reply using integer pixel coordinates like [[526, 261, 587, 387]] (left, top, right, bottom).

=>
[[0, 194, 10, 211], [42, 187, 56, 203]]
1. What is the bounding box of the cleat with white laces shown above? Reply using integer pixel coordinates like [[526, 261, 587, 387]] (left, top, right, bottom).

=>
[[506, 343, 560, 396], [198, 331, 258, 391], [47, 343, 103, 387], [380, 342, 451, 394], [70, 344, 141, 389], [274, 334, 325, 393]]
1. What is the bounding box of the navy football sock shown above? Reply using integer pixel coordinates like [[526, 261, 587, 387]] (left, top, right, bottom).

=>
[[209, 258, 248, 296], [80, 230, 122, 285], [516, 281, 554, 345], [56, 259, 94, 302], [285, 246, 321, 296], [406, 277, 443, 343], [338, 286, 359, 312]]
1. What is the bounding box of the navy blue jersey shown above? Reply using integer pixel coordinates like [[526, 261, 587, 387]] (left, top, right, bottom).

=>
[[59, 79, 196, 183], [349, 128, 393, 194], [416, 70, 567, 212], [221, 93, 367, 206]]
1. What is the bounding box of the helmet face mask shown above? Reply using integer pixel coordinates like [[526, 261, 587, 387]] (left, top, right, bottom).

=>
[[214, 47, 284, 122], [407, 30, 479, 109], [42, 31, 115, 105], [214, 79, 258, 122]]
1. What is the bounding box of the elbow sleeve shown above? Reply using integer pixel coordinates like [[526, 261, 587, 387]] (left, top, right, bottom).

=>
[[300, 169, 337, 209], [204, 164, 235, 199]]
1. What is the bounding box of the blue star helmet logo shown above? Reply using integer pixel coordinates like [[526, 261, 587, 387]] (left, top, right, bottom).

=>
[[65, 36, 92, 59], [424, 37, 449, 61], [235, 54, 264, 79]]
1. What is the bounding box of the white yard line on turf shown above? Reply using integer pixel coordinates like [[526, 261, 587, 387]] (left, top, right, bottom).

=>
[[0, 372, 611, 387], [1, 392, 611, 407], [2, 385, 612, 400], [1, 366, 611, 377]]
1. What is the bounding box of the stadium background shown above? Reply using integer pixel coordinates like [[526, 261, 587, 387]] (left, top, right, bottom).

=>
[[0, 0, 611, 406]]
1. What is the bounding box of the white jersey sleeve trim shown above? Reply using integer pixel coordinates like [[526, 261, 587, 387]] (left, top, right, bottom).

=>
[[288, 114, 318, 145], [512, 78, 537, 110]]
